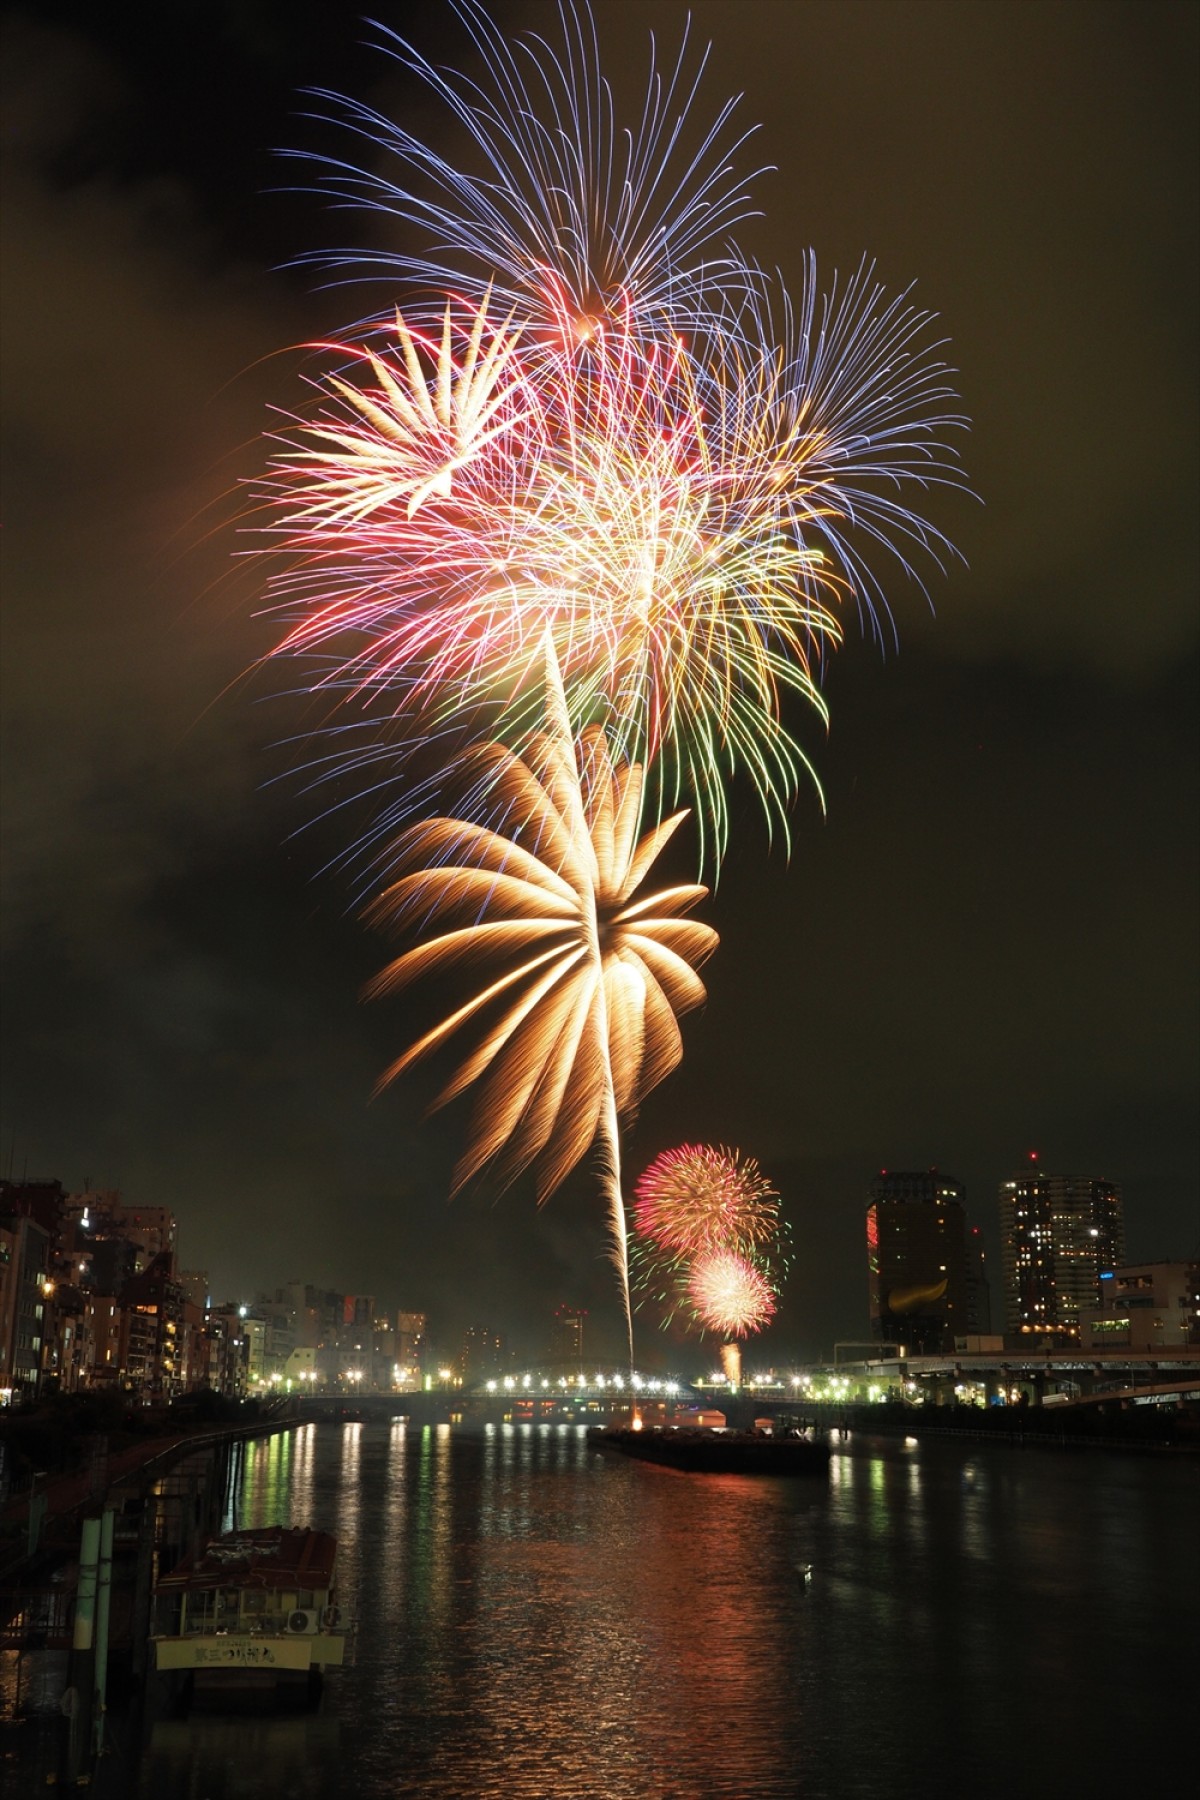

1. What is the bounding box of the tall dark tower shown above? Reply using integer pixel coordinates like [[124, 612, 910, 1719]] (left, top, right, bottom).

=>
[[548, 1305, 586, 1368], [964, 1225, 992, 1337], [866, 1170, 969, 1354]]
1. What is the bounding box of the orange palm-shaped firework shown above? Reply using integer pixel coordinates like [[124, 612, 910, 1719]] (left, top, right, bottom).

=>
[[364, 650, 718, 1350]]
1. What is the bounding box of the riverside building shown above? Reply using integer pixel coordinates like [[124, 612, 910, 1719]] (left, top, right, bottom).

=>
[[866, 1170, 969, 1354], [1078, 1260, 1199, 1351], [998, 1160, 1125, 1342]]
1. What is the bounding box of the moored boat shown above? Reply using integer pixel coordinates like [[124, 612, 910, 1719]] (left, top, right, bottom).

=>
[[151, 1526, 346, 1706], [589, 1425, 831, 1475]]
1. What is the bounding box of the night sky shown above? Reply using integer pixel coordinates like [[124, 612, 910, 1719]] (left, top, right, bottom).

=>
[[2, 0, 1197, 1365]]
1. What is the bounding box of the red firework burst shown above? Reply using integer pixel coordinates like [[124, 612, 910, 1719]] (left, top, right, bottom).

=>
[[633, 1144, 779, 1257]]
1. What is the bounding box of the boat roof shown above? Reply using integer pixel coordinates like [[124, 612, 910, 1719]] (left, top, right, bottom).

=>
[[156, 1526, 336, 1592]]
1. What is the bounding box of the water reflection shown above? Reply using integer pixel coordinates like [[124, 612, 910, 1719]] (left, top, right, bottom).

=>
[[289, 1423, 316, 1522], [239, 1430, 294, 1528], [64, 1425, 1192, 1800]]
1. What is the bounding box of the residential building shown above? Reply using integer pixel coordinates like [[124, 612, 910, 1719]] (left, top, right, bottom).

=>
[[205, 1303, 249, 1395], [119, 1252, 186, 1403], [998, 1162, 1125, 1341], [0, 1212, 50, 1398], [240, 1316, 267, 1387], [548, 1306, 586, 1366], [462, 1325, 502, 1383], [1078, 1260, 1199, 1351], [86, 1295, 122, 1387], [41, 1282, 91, 1393], [396, 1311, 427, 1378]]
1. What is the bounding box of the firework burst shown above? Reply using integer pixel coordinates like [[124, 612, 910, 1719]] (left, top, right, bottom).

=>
[[634, 1144, 780, 1259], [630, 1143, 788, 1342], [261, 277, 961, 860], [687, 1249, 777, 1339], [364, 645, 718, 1349], [291, 0, 766, 347], [284, 292, 529, 526], [249, 0, 969, 1345], [260, 4, 967, 867]]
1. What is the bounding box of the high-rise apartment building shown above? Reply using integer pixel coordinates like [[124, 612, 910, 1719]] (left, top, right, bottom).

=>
[[396, 1311, 427, 1377], [548, 1305, 586, 1366], [866, 1170, 968, 1354], [461, 1325, 502, 1382], [998, 1161, 1125, 1340], [963, 1225, 992, 1336]]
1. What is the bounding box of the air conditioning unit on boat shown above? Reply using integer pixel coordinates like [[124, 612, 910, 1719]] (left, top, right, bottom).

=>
[[286, 1609, 321, 1634]]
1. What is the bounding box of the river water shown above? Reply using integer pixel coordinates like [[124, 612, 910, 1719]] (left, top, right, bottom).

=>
[[6, 1421, 1198, 1798]]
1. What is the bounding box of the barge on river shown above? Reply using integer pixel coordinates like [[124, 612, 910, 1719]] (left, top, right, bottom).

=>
[[151, 1526, 345, 1704], [590, 1426, 831, 1475]]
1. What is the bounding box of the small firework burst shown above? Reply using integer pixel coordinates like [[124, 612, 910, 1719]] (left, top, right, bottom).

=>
[[633, 1144, 780, 1258], [687, 1249, 777, 1338]]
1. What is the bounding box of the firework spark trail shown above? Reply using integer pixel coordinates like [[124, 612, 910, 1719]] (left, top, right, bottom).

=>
[[363, 646, 718, 1354], [290, 0, 768, 346], [282, 291, 529, 526]]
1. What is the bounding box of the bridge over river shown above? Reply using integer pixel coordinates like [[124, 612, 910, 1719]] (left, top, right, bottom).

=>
[[291, 1344, 1200, 1429]]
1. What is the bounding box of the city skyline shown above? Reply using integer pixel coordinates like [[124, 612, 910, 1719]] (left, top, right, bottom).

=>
[[4, 1152, 1189, 1372], [5, 1163, 1195, 1410], [2, 1, 1197, 1363]]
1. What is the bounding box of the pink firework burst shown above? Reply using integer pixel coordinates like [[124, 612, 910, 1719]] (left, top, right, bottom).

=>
[[687, 1250, 776, 1338], [633, 1144, 779, 1258]]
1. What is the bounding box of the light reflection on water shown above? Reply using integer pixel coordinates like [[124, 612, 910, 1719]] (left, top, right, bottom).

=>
[[30, 1423, 1196, 1799]]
